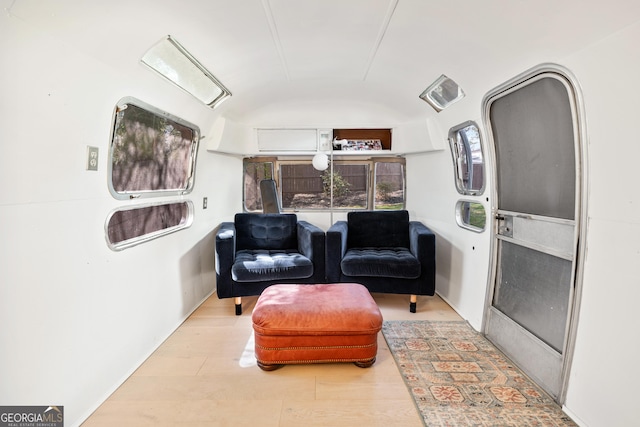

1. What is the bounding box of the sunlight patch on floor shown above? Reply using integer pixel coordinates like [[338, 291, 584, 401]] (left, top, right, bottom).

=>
[[239, 330, 257, 368]]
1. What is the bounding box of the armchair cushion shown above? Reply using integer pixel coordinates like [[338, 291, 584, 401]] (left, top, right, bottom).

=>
[[347, 210, 410, 248], [341, 247, 420, 279], [232, 249, 313, 282], [235, 213, 298, 250]]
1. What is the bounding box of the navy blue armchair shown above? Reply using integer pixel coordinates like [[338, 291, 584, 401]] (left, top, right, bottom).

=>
[[216, 213, 325, 315], [326, 210, 435, 312]]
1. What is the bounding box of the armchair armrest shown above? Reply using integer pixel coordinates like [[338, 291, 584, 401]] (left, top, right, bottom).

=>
[[326, 221, 348, 282], [409, 221, 436, 275], [215, 222, 236, 298], [297, 221, 326, 282], [297, 221, 324, 259]]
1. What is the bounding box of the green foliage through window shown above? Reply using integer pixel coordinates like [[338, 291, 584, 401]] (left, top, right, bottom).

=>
[[106, 97, 198, 250], [243, 158, 405, 212], [322, 169, 351, 197], [456, 200, 486, 232]]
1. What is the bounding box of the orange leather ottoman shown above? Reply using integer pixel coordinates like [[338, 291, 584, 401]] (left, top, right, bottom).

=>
[[252, 283, 383, 371]]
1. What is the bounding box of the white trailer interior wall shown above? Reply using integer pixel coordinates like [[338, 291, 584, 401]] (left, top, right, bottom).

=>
[[2, 1, 640, 425]]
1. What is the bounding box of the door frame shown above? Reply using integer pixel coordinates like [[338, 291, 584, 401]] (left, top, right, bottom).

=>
[[481, 63, 589, 404]]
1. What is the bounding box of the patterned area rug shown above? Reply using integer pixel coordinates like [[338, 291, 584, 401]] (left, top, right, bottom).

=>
[[382, 321, 577, 426]]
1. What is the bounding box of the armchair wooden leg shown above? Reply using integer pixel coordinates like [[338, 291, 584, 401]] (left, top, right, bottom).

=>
[[410, 295, 417, 313], [235, 297, 242, 315]]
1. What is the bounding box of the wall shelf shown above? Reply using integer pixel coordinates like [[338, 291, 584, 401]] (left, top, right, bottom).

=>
[[332, 128, 392, 152], [206, 117, 445, 157]]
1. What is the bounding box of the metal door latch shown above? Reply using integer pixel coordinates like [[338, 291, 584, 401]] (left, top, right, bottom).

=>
[[496, 214, 513, 237]]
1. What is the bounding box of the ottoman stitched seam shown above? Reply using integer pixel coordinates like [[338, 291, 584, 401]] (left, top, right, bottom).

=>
[[256, 343, 376, 351]]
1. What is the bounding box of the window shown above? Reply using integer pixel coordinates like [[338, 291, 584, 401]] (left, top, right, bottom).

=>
[[109, 97, 200, 199], [455, 200, 487, 232], [141, 36, 231, 109], [419, 75, 465, 112], [106, 97, 198, 250], [280, 162, 368, 210], [243, 158, 275, 212], [449, 121, 485, 195], [243, 157, 405, 212], [106, 201, 194, 250], [374, 161, 405, 210]]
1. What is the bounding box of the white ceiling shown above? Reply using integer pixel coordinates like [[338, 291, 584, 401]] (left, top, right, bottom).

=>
[[6, 0, 640, 123]]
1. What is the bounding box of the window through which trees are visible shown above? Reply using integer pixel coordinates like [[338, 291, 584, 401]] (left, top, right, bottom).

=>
[[374, 162, 405, 210], [109, 97, 199, 199], [449, 121, 484, 195], [455, 200, 486, 232], [243, 157, 405, 212], [106, 97, 199, 250], [280, 163, 369, 210], [243, 159, 275, 212]]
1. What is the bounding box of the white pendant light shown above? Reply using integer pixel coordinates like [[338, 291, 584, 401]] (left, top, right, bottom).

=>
[[312, 153, 329, 171]]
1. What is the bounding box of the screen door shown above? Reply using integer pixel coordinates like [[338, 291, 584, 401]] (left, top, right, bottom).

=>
[[483, 69, 583, 402]]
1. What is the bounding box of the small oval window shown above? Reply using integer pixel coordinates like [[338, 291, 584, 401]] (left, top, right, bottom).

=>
[[449, 121, 484, 195], [456, 200, 486, 232]]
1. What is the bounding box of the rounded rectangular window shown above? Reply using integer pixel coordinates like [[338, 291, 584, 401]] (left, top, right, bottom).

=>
[[109, 97, 200, 199], [141, 36, 231, 109], [106, 201, 194, 250], [449, 121, 485, 195], [455, 200, 486, 232]]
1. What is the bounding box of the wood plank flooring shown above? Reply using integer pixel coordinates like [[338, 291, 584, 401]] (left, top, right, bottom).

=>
[[82, 293, 462, 426]]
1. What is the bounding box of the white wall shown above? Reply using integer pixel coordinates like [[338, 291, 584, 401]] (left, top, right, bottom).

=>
[[0, 13, 241, 426], [403, 83, 494, 330], [559, 20, 640, 427], [405, 148, 492, 330]]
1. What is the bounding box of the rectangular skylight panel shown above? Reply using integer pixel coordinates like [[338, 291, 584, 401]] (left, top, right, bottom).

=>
[[419, 74, 465, 112], [141, 36, 231, 108]]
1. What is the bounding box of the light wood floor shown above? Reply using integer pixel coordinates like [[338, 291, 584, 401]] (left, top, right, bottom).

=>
[[82, 292, 462, 426]]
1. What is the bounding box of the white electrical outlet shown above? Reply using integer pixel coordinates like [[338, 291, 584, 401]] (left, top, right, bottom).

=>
[[87, 146, 99, 171]]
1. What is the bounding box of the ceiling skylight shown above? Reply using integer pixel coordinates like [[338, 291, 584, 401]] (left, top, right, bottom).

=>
[[141, 35, 231, 109], [419, 75, 465, 112]]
